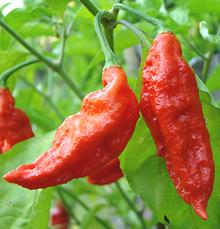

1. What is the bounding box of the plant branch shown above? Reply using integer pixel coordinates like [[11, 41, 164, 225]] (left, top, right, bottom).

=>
[[79, 0, 99, 16], [57, 187, 111, 229], [0, 18, 84, 100], [115, 182, 147, 229], [20, 77, 65, 121], [57, 188, 81, 225], [0, 59, 39, 88]]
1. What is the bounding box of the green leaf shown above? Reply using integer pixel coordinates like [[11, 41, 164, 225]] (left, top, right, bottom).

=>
[[4, 9, 32, 30], [120, 117, 155, 174], [43, 0, 70, 16], [81, 204, 107, 229], [186, 0, 220, 14], [0, 131, 55, 229], [115, 28, 139, 52], [169, 7, 189, 25], [0, 51, 28, 73], [196, 75, 220, 108], [20, 22, 54, 38], [130, 155, 190, 225], [206, 65, 220, 92], [25, 107, 57, 131]]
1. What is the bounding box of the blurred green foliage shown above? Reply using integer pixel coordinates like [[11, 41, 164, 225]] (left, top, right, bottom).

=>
[[0, 0, 220, 228]]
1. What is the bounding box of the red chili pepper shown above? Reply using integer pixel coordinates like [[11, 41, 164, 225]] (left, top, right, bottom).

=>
[[140, 32, 214, 220], [4, 66, 139, 189], [0, 88, 34, 153], [51, 202, 69, 229], [87, 158, 123, 185]]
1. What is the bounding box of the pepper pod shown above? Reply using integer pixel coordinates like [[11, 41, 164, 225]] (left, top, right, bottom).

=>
[[50, 202, 69, 229], [140, 32, 214, 220], [87, 158, 123, 185], [3, 11, 139, 190], [0, 77, 34, 153]]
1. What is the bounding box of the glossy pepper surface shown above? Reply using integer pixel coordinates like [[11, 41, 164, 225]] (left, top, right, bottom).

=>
[[4, 66, 139, 189], [140, 32, 214, 220], [51, 202, 69, 229], [0, 88, 34, 153], [87, 158, 123, 185]]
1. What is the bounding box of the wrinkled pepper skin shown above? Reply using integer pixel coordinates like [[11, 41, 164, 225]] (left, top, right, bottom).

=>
[[4, 66, 139, 189], [51, 202, 69, 229], [140, 32, 214, 220], [87, 158, 123, 185], [0, 88, 34, 153]]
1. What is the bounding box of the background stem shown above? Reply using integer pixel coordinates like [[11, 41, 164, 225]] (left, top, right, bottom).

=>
[[21, 77, 64, 121], [57, 189, 81, 225], [0, 59, 39, 88], [115, 182, 147, 229], [57, 187, 111, 229]]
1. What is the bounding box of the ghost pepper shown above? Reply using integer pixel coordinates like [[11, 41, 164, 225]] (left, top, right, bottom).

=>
[[0, 88, 34, 153], [140, 32, 214, 220]]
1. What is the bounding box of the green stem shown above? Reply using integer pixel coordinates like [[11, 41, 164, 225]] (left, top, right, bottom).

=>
[[115, 182, 147, 229], [189, 207, 199, 229], [116, 20, 150, 48], [113, 3, 164, 31], [79, 0, 99, 16], [57, 189, 81, 225], [57, 187, 112, 229], [20, 77, 65, 121], [201, 44, 215, 83], [58, 68, 84, 99], [94, 11, 119, 68], [0, 18, 84, 100], [0, 59, 39, 88]]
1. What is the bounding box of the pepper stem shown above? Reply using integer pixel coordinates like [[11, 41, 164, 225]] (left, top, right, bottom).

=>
[[0, 59, 39, 88], [113, 3, 164, 32], [116, 20, 151, 48], [94, 11, 119, 68]]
